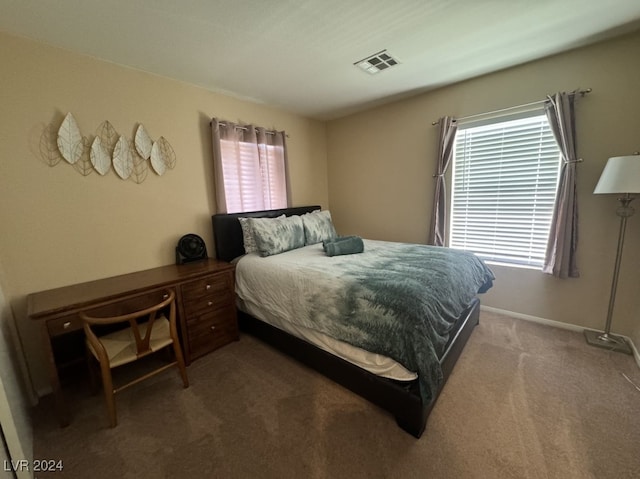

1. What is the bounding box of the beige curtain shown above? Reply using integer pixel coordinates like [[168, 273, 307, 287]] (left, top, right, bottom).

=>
[[428, 116, 457, 246], [542, 92, 580, 278], [211, 118, 289, 214]]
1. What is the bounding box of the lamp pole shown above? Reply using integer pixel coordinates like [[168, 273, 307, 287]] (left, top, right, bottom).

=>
[[584, 193, 634, 354]]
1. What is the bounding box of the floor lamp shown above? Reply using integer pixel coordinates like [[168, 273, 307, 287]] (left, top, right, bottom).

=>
[[585, 154, 640, 354]]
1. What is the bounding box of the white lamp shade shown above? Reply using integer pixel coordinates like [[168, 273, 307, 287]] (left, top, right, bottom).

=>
[[593, 155, 640, 194]]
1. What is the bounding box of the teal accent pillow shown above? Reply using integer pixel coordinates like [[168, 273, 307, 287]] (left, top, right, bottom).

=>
[[302, 210, 337, 245], [323, 236, 364, 256], [248, 215, 305, 257], [239, 214, 285, 254]]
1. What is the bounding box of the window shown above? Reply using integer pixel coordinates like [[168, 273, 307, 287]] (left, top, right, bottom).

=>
[[212, 120, 289, 214], [449, 113, 561, 268], [219, 139, 287, 213]]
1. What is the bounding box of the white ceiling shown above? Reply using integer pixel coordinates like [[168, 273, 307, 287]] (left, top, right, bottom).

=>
[[2, 0, 640, 120]]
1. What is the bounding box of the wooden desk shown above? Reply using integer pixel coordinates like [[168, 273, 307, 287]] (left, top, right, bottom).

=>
[[27, 259, 238, 426]]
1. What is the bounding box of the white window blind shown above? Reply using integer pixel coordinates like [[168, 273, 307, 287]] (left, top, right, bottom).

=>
[[450, 113, 561, 268], [258, 143, 288, 210], [220, 140, 287, 214]]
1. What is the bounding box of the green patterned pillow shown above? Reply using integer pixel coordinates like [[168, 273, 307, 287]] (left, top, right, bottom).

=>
[[248, 215, 306, 257], [302, 210, 337, 245], [239, 214, 285, 254]]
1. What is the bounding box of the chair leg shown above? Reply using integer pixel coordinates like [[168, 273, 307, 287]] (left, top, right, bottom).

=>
[[172, 342, 189, 388], [85, 348, 99, 395], [98, 361, 117, 428]]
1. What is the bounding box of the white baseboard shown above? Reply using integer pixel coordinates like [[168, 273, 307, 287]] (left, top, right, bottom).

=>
[[480, 305, 640, 369]]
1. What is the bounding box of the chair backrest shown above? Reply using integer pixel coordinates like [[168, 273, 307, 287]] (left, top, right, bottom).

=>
[[80, 290, 176, 358]]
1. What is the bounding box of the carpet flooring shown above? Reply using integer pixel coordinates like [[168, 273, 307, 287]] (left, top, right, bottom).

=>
[[32, 311, 640, 478]]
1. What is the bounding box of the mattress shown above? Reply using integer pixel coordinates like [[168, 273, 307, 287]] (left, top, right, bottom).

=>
[[237, 296, 417, 381]]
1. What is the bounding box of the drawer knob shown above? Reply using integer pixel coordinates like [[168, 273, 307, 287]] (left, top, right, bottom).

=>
[[63, 321, 71, 329], [210, 325, 216, 331], [207, 301, 213, 306], [205, 284, 211, 290]]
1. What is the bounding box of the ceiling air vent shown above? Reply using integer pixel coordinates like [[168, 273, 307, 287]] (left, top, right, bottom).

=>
[[354, 50, 400, 75]]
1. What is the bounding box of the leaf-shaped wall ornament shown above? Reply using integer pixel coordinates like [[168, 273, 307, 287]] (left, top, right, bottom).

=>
[[149, 140, 167, 176], [90, 137, 111, 175], [157, 136, 176, 169], [112, 136, 134, 180], [132, 153, 149, 184], [57, 112, 83, 164], [72, 137, 93, 176], [96, 120, 119, 155], [39, 124, 63, 167], [134, 124, 153, 160]]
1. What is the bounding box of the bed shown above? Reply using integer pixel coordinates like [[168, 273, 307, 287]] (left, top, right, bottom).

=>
[[212, 205, 493, 437]]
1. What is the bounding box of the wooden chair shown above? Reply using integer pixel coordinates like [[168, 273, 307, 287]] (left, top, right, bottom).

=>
[[80, 289, 189, 427]]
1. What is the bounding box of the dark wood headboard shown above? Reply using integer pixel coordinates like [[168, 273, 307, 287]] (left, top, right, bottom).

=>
[[212, 205, 321, 262]]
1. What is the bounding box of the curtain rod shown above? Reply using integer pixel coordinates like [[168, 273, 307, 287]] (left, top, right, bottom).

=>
[[431, 88, 592, 126], [211, 120, 289, 137]]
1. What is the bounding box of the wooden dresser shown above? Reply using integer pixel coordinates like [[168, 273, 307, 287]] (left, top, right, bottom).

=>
[[27, 258, 238, 426], [178, 265, 238, 362]]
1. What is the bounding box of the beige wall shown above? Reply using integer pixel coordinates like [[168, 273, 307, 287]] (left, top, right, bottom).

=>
[[0, 32, 328, 394], [0, 264, 32, 478], [327, 32, 640, 345]]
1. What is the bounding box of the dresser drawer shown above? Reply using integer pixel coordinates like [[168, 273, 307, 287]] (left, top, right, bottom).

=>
[[48, 288, 175, 337], [187, 308, 238, 358], [47, 315, 82, 337], [181, 272, 234, 320], [180, 272, 233, 304], [183, 295, 234, 321]]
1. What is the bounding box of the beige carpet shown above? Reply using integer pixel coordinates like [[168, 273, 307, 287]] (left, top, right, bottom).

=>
[[32, 311, 640, 478]]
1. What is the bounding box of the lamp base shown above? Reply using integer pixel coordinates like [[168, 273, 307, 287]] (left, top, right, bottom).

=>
[[584, 330, 632, 355]]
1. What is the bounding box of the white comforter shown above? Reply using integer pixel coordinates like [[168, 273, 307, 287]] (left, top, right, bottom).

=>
[[235, 242, 418, 380]]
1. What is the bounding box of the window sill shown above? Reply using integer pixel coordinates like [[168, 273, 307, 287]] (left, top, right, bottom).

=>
[[484, 260, 541, 272]]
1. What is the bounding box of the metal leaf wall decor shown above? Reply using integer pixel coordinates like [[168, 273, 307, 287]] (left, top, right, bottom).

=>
[[150, 141, 167, 176], [90, 137, 111, 175], [134, 124, 153, 160], [39, 124, 63, 167], [132, 154, 149, 184], [97, 120, 119, 155], [73, 137, 93, 176], [57, 112, 83, 164], [157, 136, 176, 169], [41, 113, 177, 184], [112, 136, 134, 180]]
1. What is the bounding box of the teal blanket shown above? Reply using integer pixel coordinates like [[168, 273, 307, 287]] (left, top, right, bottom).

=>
[[235, 240, 494, 406]]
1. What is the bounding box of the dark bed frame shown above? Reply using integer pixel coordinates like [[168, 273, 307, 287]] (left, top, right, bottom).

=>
[[212, 205, 480, 438]]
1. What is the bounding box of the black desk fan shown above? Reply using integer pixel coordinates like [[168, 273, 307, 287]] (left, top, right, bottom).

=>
[[175, 234, 208, 264]]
